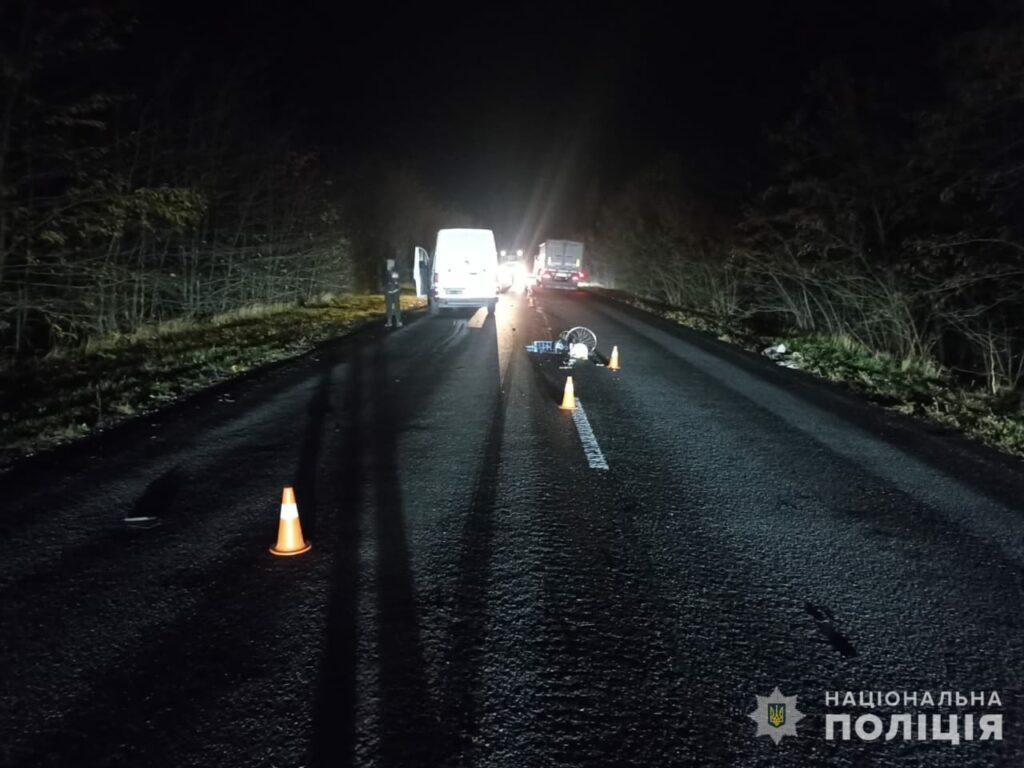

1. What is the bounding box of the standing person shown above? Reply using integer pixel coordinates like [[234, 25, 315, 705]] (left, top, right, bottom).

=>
[[383, 258, 402, 328]]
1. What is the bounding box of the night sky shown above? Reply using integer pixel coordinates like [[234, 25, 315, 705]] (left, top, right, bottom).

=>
[[132, 0, 991, 248]]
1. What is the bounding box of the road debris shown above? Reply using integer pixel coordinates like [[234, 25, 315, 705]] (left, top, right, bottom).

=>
[[526, 326, 599, 367], [763, 343, 804, 369]]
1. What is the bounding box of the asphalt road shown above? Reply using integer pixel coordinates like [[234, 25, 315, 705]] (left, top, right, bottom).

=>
[[1, 289, 1022, 767]]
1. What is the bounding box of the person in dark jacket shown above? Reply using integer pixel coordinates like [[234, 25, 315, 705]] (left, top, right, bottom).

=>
[[383, 258, 402, 328]]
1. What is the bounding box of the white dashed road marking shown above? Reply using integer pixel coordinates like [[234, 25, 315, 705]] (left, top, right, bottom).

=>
[[571, 399, 609, 470]]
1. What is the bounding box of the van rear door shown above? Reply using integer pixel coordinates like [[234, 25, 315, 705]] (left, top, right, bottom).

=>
[[434, 229, 498, 302], [463, 251, 496, 299]]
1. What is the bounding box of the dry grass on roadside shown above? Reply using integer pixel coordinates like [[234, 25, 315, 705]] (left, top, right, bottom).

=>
[[0, 294, 425, 465]]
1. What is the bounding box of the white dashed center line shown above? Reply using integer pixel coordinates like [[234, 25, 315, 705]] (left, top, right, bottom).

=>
[[571, 399, 609, 470]]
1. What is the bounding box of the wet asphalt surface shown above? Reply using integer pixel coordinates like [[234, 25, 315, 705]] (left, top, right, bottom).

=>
[[1, 289, 1023, 767]]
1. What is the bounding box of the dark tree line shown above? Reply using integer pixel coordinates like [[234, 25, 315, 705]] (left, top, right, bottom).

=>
[[593, 21, 1024, 396], [0, 4, 460, 357]]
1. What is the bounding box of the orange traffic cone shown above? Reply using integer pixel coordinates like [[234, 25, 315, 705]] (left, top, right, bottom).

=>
[[608, 345, 620, 371], [559, 376, 576, 410], [270, 486, 311, 556]]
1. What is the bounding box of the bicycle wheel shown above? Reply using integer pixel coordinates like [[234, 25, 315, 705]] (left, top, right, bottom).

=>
[[564, 326, 598, 354]]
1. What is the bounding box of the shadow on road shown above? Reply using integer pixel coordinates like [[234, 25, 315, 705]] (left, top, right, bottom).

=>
[[293, 364, 334, 538], [311, 322, 483, 767], [368, 343, 444, 768], [436, 325, 509, 760], [310, 349, 365, 767]]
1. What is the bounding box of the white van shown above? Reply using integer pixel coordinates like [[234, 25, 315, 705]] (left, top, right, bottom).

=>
[[415, 228, 499, 314]]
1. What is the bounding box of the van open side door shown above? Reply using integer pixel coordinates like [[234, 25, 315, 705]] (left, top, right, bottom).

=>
[[413, 246, 430, 298]]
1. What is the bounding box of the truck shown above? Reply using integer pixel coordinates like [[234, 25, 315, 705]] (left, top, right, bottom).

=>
[[533, 240, 585, 291]]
